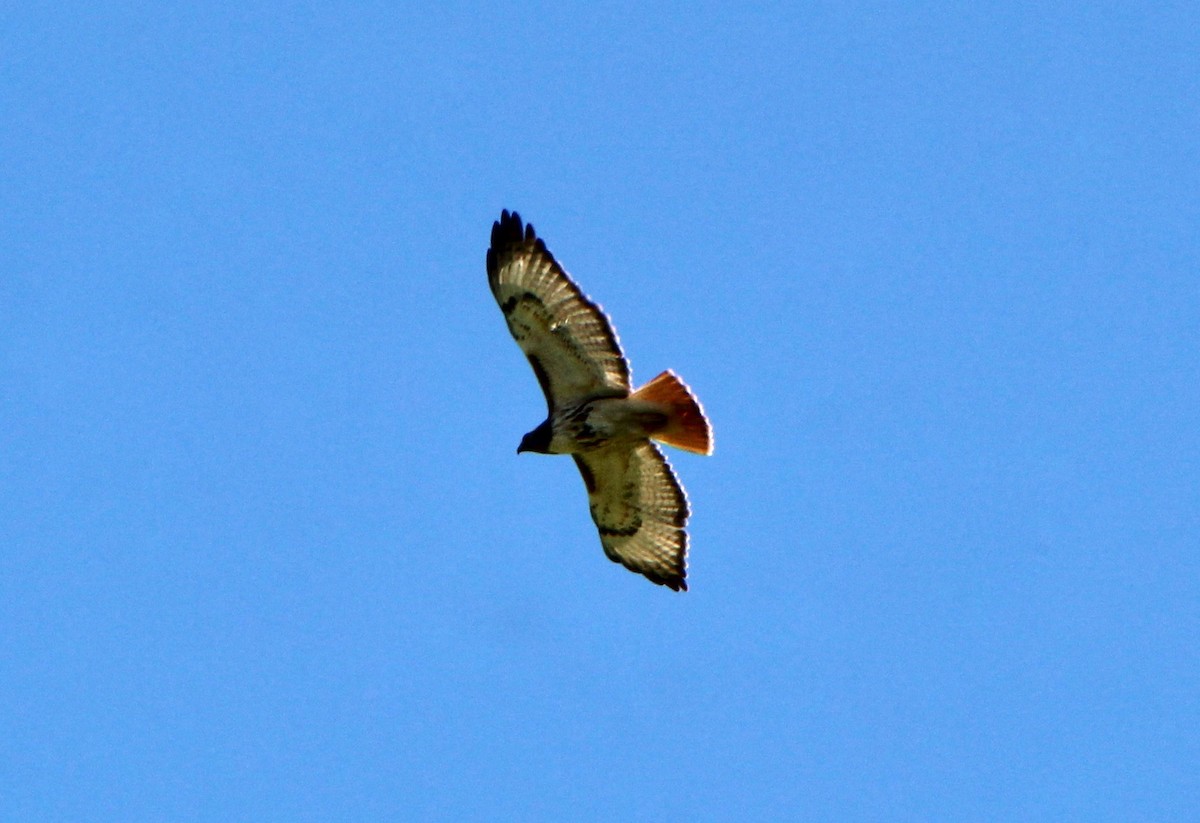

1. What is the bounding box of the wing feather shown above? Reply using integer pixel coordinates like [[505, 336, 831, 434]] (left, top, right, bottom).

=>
[[573, 442, 690, 591], [488, 210, 630, 411]]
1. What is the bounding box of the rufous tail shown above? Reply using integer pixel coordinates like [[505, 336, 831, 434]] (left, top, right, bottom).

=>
[[630, 370, 713, 455]]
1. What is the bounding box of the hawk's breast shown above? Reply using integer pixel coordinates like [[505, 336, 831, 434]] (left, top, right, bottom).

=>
[[549, 396, 669, 454]]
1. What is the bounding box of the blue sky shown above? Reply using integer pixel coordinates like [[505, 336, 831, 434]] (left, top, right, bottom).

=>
[[3, 3, 1198, 820]]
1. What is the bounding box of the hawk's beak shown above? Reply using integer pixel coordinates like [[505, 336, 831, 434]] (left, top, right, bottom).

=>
[[517, 422, 551, 454]]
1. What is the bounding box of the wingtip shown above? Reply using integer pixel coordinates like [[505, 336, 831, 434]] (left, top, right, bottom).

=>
[[491, 209, 540, 252], [649, 564, 688, 592]]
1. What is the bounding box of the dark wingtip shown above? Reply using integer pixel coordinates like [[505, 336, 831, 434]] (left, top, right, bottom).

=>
[[648, 570, 688, 592], [603, 551, 689, 592], [489, 211, 528, 289], [490, 209, 539, 255], [493, 209, 517, 242]]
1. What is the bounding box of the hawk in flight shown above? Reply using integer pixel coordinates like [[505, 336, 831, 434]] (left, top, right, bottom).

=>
[[487, 210, 713, 591]]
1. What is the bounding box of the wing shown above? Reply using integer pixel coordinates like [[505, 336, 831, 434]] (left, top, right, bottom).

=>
[[488, 210, 630, 411], [573, 442, 690, 591]]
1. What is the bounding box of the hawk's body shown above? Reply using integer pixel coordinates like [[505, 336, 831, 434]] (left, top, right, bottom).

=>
[[487, 210, 712, 591]]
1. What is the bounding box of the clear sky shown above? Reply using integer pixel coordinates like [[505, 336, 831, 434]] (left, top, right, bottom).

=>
[[3, 3, 1198, 821]]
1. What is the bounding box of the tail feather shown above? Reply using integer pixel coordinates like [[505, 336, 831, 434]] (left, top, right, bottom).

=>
[[630, 370, 713, 455]]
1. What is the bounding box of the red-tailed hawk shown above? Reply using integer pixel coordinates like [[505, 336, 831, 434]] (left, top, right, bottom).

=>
[[487, 210, 713, 591]]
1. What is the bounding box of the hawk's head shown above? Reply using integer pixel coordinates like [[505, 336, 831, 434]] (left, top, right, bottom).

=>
[[517, 420, 553, 454]]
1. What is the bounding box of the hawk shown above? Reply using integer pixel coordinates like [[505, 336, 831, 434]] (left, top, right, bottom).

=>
[[487, 210, 713, 591]]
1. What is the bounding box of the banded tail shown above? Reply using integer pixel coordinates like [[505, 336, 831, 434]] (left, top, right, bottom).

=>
[[631, 370, 714, 455]]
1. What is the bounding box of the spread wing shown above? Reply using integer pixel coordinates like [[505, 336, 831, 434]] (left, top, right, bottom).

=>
[[573, 442, 690, 591], [488, 210, 630, 411]]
